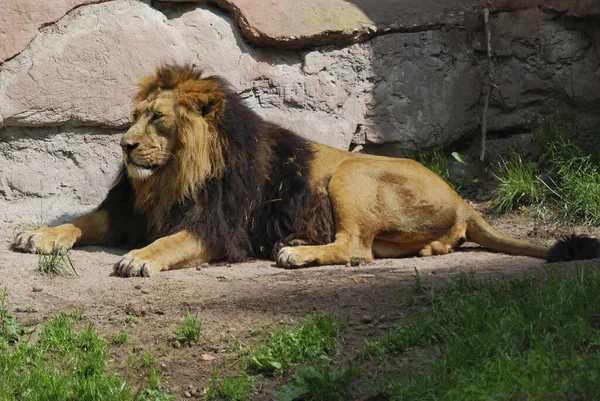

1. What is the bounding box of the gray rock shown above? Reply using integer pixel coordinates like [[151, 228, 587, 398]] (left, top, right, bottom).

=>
[[0, 126, 121, 223], [362, 30, 482, 149]]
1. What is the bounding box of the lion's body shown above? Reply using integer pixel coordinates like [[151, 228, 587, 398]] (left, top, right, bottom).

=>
[[278, 142, 549, 267], [12, 64, 600, 276]]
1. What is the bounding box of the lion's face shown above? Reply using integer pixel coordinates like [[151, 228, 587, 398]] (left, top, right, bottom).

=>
[[121, 91, 179, 181]]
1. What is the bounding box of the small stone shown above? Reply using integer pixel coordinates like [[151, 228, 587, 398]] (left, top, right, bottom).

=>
[[141, 289, 150, 294], [187, 384, 194, 390], [184, 391, 192, 398], [196, 266, 202, 271], [361, 314, 374, 324], [379, 314, 386, 321], [172, 340, 182, 349], [134, 284, 142, 290], [345, 263, 351, 267], [199, 354, 217, 361], [350, 257, 367, 267], [32, 286, 43, 292], [160, 363, 167, 369], [15, 306, 37, 313], [124, 303, 145, 316]]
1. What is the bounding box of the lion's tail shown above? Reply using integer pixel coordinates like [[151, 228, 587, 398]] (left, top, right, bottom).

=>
[[465, 210, 600, 262]]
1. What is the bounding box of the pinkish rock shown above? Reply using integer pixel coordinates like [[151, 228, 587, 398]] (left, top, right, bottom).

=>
[[0, 1, 194, 128], [0, 0, 110, 63], [164, 0, 479, 48]]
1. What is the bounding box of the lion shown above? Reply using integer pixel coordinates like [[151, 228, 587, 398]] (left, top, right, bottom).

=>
[[12, 64, 600, 276]]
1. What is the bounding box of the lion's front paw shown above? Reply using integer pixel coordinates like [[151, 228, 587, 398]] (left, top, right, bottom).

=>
[[114, 249, 163, 277], [276, 246, 316, 268], [12, 227, 76, 254]]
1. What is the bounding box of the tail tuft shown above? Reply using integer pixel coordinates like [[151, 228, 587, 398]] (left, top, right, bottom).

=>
[[547, 234, 600, 263]]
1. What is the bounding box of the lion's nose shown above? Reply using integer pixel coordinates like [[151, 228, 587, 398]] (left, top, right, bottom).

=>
[[120, 141, 139, 155]]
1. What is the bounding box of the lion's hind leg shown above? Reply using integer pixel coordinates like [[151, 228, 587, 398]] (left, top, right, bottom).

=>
[[417, 223, 467, 257], [418, 241, 453, 257], [372, 239, 429, 258]]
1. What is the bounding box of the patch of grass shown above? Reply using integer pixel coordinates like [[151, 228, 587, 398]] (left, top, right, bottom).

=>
[[134, 368, 177, 401], [129, 351, 156, 369], [70, 306, 85, 321], [491, 152, 545, 214], [137, 388, 176, 401], [206, 369, 254, 401], [545, 135, 600, 225], [0, 309, 154, 400], [275, 364, 361, 401], [492, 113, 600, 225], [365, 269, 600, 400], [128, 357, 175, 401], [360, 339, 388, 362], [359, 316, 438, 362], [417, 147, 456, 189], [111, 312, 139, 327], [247, 314, 347, 375], [412, 267, 423, 292], [148, 368, 161, 390], [0, 289, 20, 345], [174, 312, 201, 345], [36, 247, 78, 276], [532, 110, 575, 160], [110, 330, 130, 345]]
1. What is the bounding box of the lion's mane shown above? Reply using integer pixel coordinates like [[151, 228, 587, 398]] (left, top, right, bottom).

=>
[[98, 64, 334, 261]]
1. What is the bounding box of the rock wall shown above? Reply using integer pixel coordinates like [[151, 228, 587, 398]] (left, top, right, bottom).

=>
[[0, 0, 598, 222]]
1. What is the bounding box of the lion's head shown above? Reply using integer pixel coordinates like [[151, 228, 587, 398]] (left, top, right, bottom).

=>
[[121, 65, 229, 224]]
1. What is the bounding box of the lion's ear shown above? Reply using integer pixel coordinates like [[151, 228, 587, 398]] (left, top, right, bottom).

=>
[[178, 80, 226, 122], [200, 100, 217, 119]]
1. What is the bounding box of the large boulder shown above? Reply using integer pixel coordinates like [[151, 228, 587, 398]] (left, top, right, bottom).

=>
[[202, 0, 478, 48], [0, 0, 598, 221], [475, 8, 600, 132]]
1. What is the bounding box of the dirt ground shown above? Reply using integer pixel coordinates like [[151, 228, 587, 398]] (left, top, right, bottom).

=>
[[1, 210, 599, 399]]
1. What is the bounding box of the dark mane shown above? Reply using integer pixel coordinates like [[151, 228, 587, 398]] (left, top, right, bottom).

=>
[[100, 66, 334, 260]]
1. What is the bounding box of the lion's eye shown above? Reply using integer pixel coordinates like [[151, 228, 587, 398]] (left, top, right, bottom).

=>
[[152, 112, 163, 121]]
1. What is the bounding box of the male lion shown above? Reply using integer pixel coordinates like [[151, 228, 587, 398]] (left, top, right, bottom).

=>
[[12, 64, 600, 276]]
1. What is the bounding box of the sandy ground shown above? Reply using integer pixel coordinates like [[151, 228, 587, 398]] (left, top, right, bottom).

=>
[[1, 213, 598, 399]]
